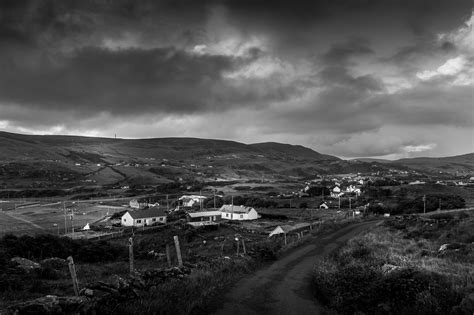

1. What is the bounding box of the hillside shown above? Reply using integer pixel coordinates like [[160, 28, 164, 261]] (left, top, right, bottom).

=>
[[392, 153, 474, 174], [0, 131, 343, 187], [1, 131, 472, 188]]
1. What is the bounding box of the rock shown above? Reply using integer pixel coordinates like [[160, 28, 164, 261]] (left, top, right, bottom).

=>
[[79, 288, 94, 297], [8, 295, 62, 314], [11, 257, 41, 272], [381, 264, 401, 274], [439, 243, 466, 255]]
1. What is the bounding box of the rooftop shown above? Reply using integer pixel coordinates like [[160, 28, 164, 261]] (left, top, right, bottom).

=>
[[126, 206, 167, 219], [219, 205, 255, 214]]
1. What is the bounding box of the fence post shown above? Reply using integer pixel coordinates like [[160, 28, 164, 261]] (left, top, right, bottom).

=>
[[242, 239, 247, 255], [67, 256, 79, 296], [173, 235, 183, 267], [236, 238, 240, 255], [220, 238, 226, 256], [129, 237, 134, 274], [166, 244, 172, 267]]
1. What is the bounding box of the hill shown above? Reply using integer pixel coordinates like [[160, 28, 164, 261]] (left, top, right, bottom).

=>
[[392, 153, 474, 174], [0, 131, 343, 187]]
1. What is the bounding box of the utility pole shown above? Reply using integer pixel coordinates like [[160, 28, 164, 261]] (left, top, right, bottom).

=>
[[63, 202, 67, 234], [128, 237, 134, 273], [423, 195, 427, 214], [200, 190, 203, 211], [71, 206, 74, 237]]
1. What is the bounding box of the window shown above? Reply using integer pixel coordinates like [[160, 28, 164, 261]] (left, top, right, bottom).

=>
[[240, 215, 243, 219], [137, 219, 141, 223], [123, 219, 126, 222], [159, 217, 163, 221], [152, 218, 156, 222]]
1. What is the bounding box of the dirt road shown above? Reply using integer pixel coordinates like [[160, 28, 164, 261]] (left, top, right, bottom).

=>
[[215, 220, 379, 315]]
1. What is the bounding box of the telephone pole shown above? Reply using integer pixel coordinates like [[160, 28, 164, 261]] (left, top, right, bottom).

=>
[[63, 202, 67, 234], [423, 195, 426, 214]]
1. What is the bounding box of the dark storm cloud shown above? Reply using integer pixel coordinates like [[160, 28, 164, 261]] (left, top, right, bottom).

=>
[[0, 0, 472, 158], [321, 39, 373, 65]]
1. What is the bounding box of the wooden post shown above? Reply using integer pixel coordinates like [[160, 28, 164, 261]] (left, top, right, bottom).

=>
[[241, 239, 247, 255], [67, 256, 79, 296], [128, 237, 134, 274], [284, 233, 287, 245], [236, 239, 240, 255], [173, 235, 183, 267], [166, 244, 172, 267]]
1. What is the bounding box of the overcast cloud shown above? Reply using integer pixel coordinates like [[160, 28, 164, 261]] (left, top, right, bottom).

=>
[[0, 0, 472, 159]]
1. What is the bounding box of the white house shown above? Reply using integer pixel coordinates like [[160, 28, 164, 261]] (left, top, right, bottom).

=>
[[345, 185, 361, 196], [121, 207, 167, 227], [319, 202, 329, 209], [331, 186, 344, 198], [220, 205, 259, 221], [187, 211, 222, 227], [178, 195, 207, 208], [408, 180, 426, 185]]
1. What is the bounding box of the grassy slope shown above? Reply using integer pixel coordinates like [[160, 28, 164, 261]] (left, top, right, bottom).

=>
[[312, 211, 474, 314]]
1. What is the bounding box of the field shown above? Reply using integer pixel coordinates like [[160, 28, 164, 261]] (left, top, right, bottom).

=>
[[0, 202, 125, 236]]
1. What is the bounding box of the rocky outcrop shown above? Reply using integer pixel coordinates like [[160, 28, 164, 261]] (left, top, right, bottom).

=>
[[6, 266, 192, 315]]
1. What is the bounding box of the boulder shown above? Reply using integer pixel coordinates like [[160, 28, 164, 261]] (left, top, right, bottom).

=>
[[10, 257, 41, 272], [381, 264, 401, 274]]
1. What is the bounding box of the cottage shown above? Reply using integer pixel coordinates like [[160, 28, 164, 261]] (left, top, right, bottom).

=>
[[345, 185, 361, 196], [220, 205, 259, 221], [319, 202, 329, 209], [178, 195, 207, 208], [331, 186, 344, 198], [121, 207, 167, 227], [187, 211, 222, 227]]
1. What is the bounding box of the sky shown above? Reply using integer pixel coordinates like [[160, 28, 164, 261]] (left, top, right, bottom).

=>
[[0, 0, 472, 159]]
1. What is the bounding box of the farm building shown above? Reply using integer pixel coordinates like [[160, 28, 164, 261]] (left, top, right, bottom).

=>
[[220, 205, 259, 221], [121, 207, 167, 227], [269, 223, 311, 237], [187, 211, 222, 227], [178, 195, 207, 208]]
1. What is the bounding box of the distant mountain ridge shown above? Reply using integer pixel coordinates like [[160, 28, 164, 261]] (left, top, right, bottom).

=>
[[0, 131, 472, 187], [354, 153, 474, 174]]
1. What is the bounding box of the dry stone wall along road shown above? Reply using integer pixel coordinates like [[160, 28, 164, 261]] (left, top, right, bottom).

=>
[[214, 220, 380, 315]]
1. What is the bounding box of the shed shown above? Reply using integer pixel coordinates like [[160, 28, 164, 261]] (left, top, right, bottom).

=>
[[187, 211, 222, 227]]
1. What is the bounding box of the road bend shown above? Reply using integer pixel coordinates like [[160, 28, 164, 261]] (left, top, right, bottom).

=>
[[215, 220, 379, 315]]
